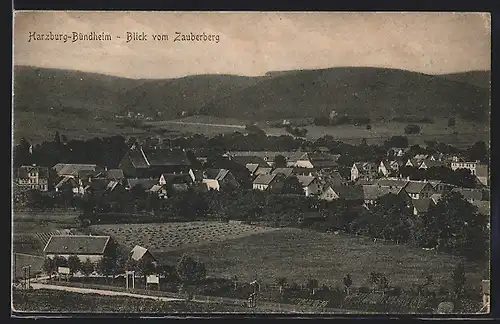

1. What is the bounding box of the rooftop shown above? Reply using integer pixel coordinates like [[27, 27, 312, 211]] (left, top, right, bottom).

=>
[[44, 235, 110, 255]]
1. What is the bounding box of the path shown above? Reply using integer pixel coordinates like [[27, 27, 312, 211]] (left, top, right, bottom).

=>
[[30, 283, 184, 302], [155, 121, 246, 129]]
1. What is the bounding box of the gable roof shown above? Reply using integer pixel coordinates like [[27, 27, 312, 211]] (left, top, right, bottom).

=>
[[272, 168, 294, 177], [353, 162, 377, 172], [420, 159, 447, 168], [106, 169, 125, 180], [204, 169, 233, 181], [43, 235, 110, 255], [55, 176, 79, 189], [17, 165, 49, 179], [160, 173, 193, 184], [452, 188, 483, 201], [430, 193, 443, 203], [53, 164, 100, 177], [324, 172, 346, 186], [308, 153, 340, 168], [253, 174, 278, 185], [296, 175, 317, 187], [475, 163, 489, 178], [130, 245, 156, 261], [404, 181, 433, 194], [202, 179, 220, 191], [227, 151, 308, 162], [231, 156, 269, 167], [255, 167, 272, 176], [376, 178, 410, 189], [126, 178, 158, 190], [412, 198, 434, 213], [362, 184, 404, 201], [245, 164, 260, 174], [331, 185, 364, 200], [125, 147, 191, 169]]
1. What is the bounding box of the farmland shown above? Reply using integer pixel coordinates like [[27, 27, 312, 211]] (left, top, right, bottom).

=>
[[13, 253, 45, 279], [90, 221, 279, 252], [11, 289, 272, 313], [157, 227, 486, 290]]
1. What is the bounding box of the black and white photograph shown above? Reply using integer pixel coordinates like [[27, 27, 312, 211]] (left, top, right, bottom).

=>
[[11, 11, 491, 315]]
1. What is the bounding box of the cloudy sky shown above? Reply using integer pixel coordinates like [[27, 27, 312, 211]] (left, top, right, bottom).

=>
[[13, 11, 491, 79]]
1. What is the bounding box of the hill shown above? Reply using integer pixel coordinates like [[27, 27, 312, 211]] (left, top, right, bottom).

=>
[[436, 70, 490, 89], [13, 65, 490, 130]]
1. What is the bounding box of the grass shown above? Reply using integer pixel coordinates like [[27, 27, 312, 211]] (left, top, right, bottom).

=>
[[12, 253, 45, 279], [90, 221, 278, 252], [158, 228, 486, 291], [12, 289, 274, 313]]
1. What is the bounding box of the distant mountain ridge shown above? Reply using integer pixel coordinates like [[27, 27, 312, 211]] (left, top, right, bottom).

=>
[[13, 65, 490, 123]]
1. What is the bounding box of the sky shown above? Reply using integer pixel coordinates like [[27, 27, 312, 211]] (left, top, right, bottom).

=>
[[13, 11, 491, 79]]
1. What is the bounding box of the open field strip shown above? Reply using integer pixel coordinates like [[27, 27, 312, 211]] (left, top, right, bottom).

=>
[[158, 227, 485, 289], [90, 221, 280, 252]]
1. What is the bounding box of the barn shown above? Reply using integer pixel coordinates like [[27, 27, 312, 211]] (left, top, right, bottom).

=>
[[43, 235, 114, 263]]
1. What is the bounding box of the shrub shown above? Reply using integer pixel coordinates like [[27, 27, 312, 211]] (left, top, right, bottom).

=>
[[404, 124, 421, 135]]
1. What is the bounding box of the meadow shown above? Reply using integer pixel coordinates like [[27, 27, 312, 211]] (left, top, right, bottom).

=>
[[90, 221, 279, 252], [157, 227, 486, 291]]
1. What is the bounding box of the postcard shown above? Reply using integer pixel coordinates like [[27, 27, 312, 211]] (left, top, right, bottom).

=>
[[11, 11, 491, 316]]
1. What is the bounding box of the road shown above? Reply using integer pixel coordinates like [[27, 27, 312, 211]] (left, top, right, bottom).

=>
[[30, 283, 184, 302], [152, 121, 246, 129]]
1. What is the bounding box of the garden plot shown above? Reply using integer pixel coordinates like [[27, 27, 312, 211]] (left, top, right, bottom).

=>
[[90, 221, 279, 252]]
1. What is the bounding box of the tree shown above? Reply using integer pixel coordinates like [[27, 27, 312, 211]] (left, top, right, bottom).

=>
[[137, 258, 157, 282], [98, 255, 118, 283], [464, 141, 488, 164], [384, 136, 409, 149], [81, 258, 95, 280], [281, 176, 304, 195], [43, 257, 56, 280], [366, 124, 372, 130], [412, 191, 488, 258], [448, 117, 456, 128], [176, 254, 207, 298], [368, 193, 412, 243], [343, 274, 353, 294], [277, 277, 287, 295], [67, 255, 81, 275], [54, 131, 61, 146], [451, 263, 466, 299], [53, 255, 68, 268], [306, 278, 319, 296], [273, 155, 287, 168]]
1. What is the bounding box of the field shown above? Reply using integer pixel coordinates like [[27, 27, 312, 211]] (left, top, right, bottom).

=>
[[262, 119, 490, 148], [12, 209, 81, 255], [13, 253, 45, 279], [90, 221, 279, 252], [157, 228, 486, 290], [11, 289, 272, 313]]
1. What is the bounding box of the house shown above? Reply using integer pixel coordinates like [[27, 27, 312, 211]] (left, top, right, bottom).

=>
[[252, 174, 286, 192], [430, 193, 442, 204], [451, 188, 484, 203], [130, 245, 157, 264], [84, 178, 111, 196], [202, 169, 240, 191], [150, 184, 168, 198], [362, 185, 411, 206], [296, 176, 321, 197], [405, 158, 420, 168], [53, 163, 101, 178], [54, 176, 84, 195], [323, 171, 347, 187], [126, 178, 159, 192], [226, 151, 309, 167], [118, 144, 192, 178], [245, 164, 261, 176], [254, 167, 273, 176], [450, 160, 489, 186], [159, 173, 194, 187], [418, 159, 447, 170], [43, 235, 114, 263], [351, 162, 377, 181], [305, 152, 340, 170], [387, 147, 409, 157], [271, 168, 294, 178], [16, 165, 49, 191], [231, 156, 269, 168], [319, 185, 363, 202], [403, 181, 435, 200], [375, 178, 410, 190], [411, 198, 435, 216], [293, 167, 316, 177], [378, 161, 401, 177], [428, 181, 455, 195], [105, 169, 125, 181]]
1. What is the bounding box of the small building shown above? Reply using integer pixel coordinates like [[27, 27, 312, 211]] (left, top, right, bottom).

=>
[[296, 176, 321, 197], [450, 160, 489, 187], [252, 174, 285, 192], [150, 184, 168, 198], [418, 159, 448, 170], [351, 162, 377, 182], [16, 165, 49, 191], [271, 168, 294, 178], [130, 245, 157, 264], [43, 235, 113, 263], [320, 185, 363, 202], [53, 163, 101, 178], [203, 169, 240, 190], [126, 178, 159, 192], [403, 181, 435, 200], [378, 161, 401, 177], [362, 185, 411, 206]]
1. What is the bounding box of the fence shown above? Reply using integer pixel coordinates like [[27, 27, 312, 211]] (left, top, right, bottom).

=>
[[37, 280, 373, 314]]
